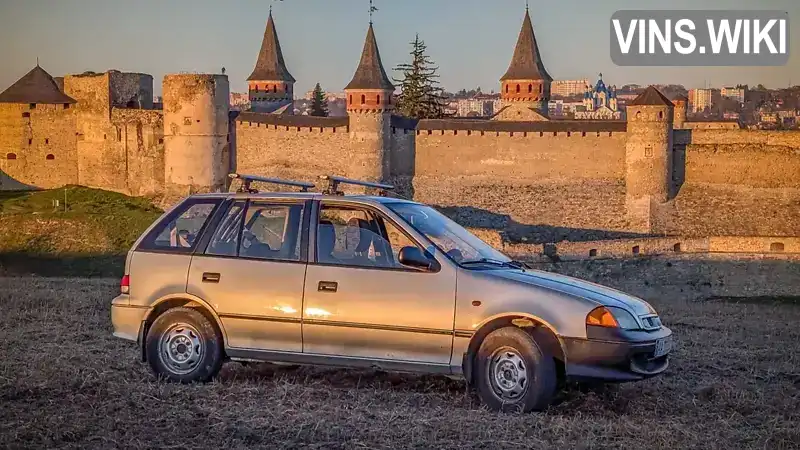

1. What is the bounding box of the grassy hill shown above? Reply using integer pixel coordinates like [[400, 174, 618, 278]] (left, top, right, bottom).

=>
[[0, 186, 163, 276]]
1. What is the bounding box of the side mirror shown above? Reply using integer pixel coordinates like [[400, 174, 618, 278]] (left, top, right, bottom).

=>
[[398, 246, 438, 271]]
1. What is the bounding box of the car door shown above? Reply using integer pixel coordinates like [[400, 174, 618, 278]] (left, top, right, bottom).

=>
[[187, 198, 310, 352], [302, 200, 457, 367]]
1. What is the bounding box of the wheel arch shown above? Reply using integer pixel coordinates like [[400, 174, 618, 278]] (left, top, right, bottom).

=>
[[140, 294, 228, 362], [461, 312, 567, 386]]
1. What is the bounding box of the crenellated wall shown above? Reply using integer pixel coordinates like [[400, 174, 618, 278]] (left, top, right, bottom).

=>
[[2, 73, 799, 243]]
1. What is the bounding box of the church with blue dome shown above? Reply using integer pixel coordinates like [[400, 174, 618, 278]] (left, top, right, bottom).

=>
[[575, 74, 621, 120]]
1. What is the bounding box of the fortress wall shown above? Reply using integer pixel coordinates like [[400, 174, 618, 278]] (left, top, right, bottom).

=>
[[71, 109, 165, 196], [665, 129, 800, 237], [0, 103, 77, 190], [411, 130, 631, 241], [684, 130, 800, 188], [235, 121, 350, 187]]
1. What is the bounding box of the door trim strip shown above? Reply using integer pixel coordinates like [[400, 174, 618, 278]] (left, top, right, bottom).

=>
[[217, 314, 455, 336]]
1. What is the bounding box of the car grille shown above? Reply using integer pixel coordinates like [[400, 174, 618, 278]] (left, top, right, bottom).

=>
[[640, 315, 662, 330]]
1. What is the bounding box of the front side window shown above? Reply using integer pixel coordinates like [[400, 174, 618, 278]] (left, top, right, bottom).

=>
[[316, 205, 424, 270], [139, 199, 220, 252], [386, 203, 510, 266], [205, 201, 304, 262], [240, 202, 304, 261]]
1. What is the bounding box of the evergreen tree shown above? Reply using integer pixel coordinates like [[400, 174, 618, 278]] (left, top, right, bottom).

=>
[[309, 83, 329, 117], [393, 34, 446, 119]]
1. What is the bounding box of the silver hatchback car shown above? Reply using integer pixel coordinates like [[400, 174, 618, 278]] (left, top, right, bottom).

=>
[[111, 175, 673, 412]]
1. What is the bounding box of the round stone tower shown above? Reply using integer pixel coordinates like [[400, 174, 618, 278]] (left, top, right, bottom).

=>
[[247, 11, 295, 114], [343, 23, 394, 187], [499, 7, 552, 115], [625, 86, 674, 232], [671, 94, 688, 129], [163, 74, 230, 195]]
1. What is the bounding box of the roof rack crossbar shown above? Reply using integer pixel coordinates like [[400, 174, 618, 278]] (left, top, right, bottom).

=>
[[320, 175, 395, 196], [229, 173, 315, 193]]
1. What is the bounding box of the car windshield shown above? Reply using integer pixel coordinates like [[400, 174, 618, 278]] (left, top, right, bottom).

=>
[[386, 202, 512, 267]]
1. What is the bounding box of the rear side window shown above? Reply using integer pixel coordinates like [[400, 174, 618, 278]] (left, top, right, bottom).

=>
[[138, 199, 221, 253], [205, 201, 305, 262]]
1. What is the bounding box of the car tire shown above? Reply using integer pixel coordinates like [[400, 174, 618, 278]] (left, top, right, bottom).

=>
[[474, 326, 557, 413], [145, 307, 223, 383]]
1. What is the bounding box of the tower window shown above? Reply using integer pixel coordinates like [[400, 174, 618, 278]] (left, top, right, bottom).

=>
[[29, 103, 36, 109], [377, 94, 381, 105], [5, 153, 17, 160], [505, 85, 509, 94], [28, 138, 32, 145], [539, 84, 543, 93], [361, 94, 366, 105], [516, 84, 520, 93], [771, 242, 785, 252], [254, 85, 259, 93], [46, 154, 55, 160], [659, 111, 664, 119], [349, 95, 353, 104], [45, 138, 49, 145], [528, 84, 532, 93], [64, 104, 70, 110]]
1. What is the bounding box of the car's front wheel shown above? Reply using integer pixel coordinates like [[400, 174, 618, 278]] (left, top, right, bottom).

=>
[[474, 326, 557, 413], [145, 307, 223, 383]]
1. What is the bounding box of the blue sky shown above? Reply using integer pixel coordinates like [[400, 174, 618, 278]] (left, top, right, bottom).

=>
[[0, 0, 797, 95]]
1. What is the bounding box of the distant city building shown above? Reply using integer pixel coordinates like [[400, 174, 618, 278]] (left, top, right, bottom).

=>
[[304, 90, 347, 101], [722, 111, 741, 120], [229, 92, 250, 110], [575, 74, 620, 120], [721, 86, 747, 103], [548, 99, 584, 117], [551, 79, 590, 98], [689, 88, 713, 113]]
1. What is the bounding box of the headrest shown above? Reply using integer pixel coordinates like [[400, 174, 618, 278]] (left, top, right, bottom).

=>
[[346, 217, 374, 253]]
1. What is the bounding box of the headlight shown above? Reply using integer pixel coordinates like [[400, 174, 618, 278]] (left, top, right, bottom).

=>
[[586, 306, 640, 330]]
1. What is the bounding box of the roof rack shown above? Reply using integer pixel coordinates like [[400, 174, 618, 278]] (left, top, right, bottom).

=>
[[319, 175, 395, 196], [229, 173, 315, 193]]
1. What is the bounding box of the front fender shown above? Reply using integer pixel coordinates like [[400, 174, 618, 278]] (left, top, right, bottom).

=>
[[455, 269, 596, 339]]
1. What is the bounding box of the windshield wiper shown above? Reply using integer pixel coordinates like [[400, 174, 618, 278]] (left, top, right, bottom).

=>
[[460, 258, 528, 270]]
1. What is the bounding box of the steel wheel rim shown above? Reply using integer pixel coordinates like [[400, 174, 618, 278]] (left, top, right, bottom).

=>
[[158, 323, 204, 375], [487, 346, 529, 401]]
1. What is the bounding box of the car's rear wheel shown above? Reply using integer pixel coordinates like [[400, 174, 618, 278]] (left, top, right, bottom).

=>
[[145, 307, 223, 383], [474, 327, 557, 413]]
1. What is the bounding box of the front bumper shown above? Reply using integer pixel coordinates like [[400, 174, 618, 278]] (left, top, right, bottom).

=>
[[563, 325, 673, 382], [110, 294, 149, 342]]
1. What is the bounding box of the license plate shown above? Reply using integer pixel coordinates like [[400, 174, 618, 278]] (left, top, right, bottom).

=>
[[654, 337, 672, 358]]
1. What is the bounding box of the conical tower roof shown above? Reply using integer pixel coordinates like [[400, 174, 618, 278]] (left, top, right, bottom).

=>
[[247, 12, 295, 82], [629, 86, 673, 106], [0, 65, 76, 104], [345, 24, 395, 91], [501, 9, 552, 82]]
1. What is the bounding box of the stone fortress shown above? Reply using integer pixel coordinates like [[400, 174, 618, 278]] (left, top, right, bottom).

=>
[[1, 8, 798, 245]]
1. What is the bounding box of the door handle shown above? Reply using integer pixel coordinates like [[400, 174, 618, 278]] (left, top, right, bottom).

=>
[[202, 272, 221, 283], [318, 281, 338, 293]]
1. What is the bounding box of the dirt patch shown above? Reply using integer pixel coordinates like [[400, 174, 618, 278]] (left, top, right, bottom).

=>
[[1, 277, 799, 449]]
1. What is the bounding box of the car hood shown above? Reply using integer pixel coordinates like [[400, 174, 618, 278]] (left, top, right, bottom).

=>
[[489, 268, 656, 316]]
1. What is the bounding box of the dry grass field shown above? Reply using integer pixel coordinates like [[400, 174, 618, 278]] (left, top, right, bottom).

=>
[[1, 277, 799, 449]]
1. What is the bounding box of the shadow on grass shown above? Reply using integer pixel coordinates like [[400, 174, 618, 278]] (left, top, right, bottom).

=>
[[0, 253, 126, 277]]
